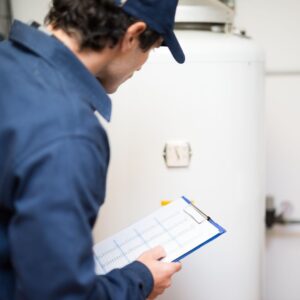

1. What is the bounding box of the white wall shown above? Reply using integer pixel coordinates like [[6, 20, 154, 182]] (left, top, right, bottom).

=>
[[265, 77, 300, 300], [235, 0, 300, 72], [11, 0, 50, 23], [236, 1, 300, 300]]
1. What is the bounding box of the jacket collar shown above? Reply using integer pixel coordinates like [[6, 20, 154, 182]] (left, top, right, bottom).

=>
[[9, 20, 112, 122]]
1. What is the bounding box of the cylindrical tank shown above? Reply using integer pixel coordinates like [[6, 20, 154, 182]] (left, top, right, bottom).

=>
[[94, 29, 265, 300]]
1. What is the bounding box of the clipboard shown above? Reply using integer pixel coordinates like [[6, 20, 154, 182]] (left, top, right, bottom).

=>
[[174, 196, 226, 262], [93, 196, 226, 274]]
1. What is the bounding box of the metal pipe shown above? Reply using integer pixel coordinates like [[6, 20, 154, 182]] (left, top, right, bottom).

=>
[[266, 71, 300, 77], [266, 196, 300, 229]]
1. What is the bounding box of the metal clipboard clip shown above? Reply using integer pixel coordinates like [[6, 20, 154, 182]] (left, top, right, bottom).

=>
[[182, 196, 210, 224]]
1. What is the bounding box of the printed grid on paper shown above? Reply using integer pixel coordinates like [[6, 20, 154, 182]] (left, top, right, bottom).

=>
[[93, 200, 219, 274]]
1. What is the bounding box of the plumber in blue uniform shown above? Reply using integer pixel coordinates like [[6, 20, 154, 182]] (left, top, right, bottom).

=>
[[0, 0, 186, 299]]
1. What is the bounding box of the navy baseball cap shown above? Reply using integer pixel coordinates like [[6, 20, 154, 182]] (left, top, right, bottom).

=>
[[117, 0, 185, 64]]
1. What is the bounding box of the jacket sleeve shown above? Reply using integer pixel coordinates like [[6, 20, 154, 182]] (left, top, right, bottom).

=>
[[9, 136, 153, 300]]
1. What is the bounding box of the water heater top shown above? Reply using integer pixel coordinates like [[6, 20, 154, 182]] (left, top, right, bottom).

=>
[[176, 0, 234, 24]]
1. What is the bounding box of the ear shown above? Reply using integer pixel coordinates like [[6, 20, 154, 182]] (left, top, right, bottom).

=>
[[121, 22, 147, 51]]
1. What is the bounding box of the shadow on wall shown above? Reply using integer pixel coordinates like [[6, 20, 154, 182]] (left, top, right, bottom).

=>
[[265, 227, 300, 250]]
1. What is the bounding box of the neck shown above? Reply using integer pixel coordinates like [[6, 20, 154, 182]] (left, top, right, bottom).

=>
[[46, 25, 117, 76]]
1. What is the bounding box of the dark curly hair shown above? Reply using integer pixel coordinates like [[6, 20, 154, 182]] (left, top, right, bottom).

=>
[[45, 0, 161, 52]]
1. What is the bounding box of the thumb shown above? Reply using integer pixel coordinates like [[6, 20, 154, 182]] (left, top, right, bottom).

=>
[[150, 246, 166, 260], [162, 261, 182, 276], [171, 262, 182, 273]]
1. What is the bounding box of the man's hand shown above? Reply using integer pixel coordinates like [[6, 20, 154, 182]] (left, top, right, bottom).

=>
[[137, 246, 182, 300]]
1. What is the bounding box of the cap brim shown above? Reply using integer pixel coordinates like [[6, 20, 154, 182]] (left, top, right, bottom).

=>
[[163, 31, 185, 64]]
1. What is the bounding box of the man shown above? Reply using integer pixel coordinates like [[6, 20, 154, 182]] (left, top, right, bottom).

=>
[[0, 0, 185, 299]]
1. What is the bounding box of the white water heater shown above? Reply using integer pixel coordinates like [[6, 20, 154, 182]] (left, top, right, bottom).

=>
[[94, 1, 265, 299]]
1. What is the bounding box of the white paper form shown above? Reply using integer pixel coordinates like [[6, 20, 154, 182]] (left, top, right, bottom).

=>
[[93, 197, 225, 275]]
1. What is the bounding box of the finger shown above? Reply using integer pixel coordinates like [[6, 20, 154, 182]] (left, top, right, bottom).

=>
[[150, 245, 166, 260]]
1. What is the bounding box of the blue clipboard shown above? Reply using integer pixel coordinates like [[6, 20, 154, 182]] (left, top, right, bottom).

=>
[[172, 196, 226, 262]]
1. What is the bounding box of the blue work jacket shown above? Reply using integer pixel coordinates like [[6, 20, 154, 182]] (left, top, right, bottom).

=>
[[0, 20, 153, 300]]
